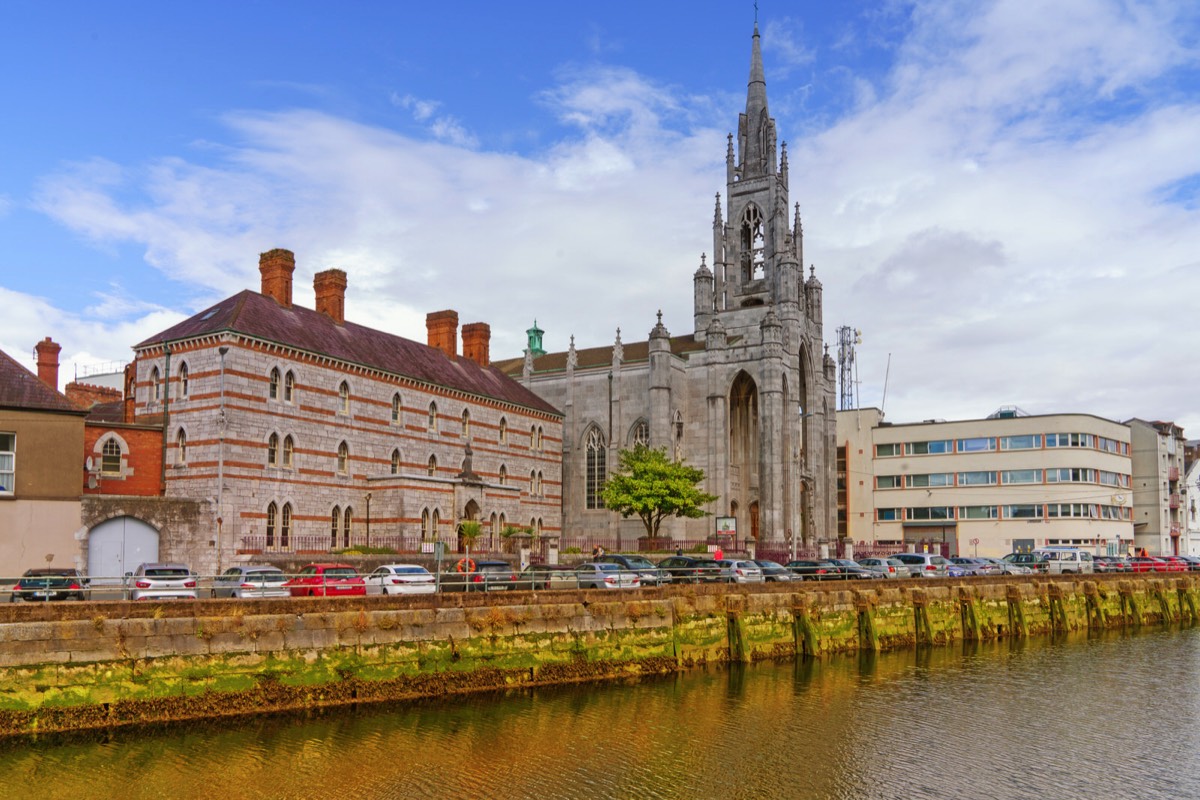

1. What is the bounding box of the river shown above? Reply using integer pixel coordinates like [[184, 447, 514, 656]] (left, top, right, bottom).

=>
[[2, 626, 1198, 799]]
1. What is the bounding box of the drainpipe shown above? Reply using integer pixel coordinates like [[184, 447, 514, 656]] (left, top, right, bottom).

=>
[[160, 343, 171, 493], [216, 345, 229, 571]]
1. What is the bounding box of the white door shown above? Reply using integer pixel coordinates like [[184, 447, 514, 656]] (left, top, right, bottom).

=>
[[87, 516, 160, 583]]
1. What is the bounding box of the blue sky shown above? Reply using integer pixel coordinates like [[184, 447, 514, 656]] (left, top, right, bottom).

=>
[[2, 0, 1199, 433]]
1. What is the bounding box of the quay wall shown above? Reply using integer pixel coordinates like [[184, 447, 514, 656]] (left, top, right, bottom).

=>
[[0, 575, 1195, 737]]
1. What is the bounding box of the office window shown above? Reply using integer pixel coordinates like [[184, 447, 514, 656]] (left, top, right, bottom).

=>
[[959, 505, 999, 519], [876, 475, 902, 489], [875, 443, 900, 457], [877, 508, 900, 521], [908, 506, 953, 521], [1002, 469, 1041, 485], [908, 440, 952, 455], [1000, 434, 1041, 450], [908, 473, 953, 488], [956, 471, 997, 486], [1004, 504, 1042, 519]]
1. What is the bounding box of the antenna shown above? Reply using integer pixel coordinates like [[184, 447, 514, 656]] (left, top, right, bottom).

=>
[[881, 353, 892, 416], [836, 326, 861, 411]]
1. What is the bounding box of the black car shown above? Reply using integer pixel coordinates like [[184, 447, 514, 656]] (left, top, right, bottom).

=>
[[596, 554, 667, 587], [828, 558, 881, 580], [784, 559, 842, 580], [10, 568, 87, 601], [656, 556, 723, 583], [753, 559, 799, 582]]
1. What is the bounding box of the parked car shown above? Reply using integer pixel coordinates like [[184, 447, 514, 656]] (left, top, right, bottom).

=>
[[573, 562, 640, 590], [892, 553, 951, 578], [753, 559, 800, 582], [1153, 555, 1189, 573], [596, 554, 667, 587], [440, 559, 519, 591], [364, 564, 436, 595], [516, 563, 578, 590], [656, 556, 724, 583], [284, 563, 366, 597], [127, 563, 198, 601], [1093, 555, 1129, 574], [857, 557, 908, 579], [10, 568, 87, 602], [981, 556, 1031, 575], [1002, 552, 1049, 574], [1175, 555, 1200, 571], [784, 559, 841, 580], [714, 559, 765, 583], [828, 559, 881, 580], [1031, 547, 1094, 575], [1129, 556, 1168, 573], [950, 557, 1002, 577], [210, 565, 290, 599]]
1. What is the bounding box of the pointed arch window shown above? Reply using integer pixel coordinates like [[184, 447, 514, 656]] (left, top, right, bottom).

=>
[[537, 470, 544, 497], [499, 417, 508, 444], [631, 420, 649, 447], [266, 502, 278, 548], [391, 448, 401, 475], [421, 508, 431, 540], [586, 428, 606, 509], [740, 204, 765, 280], [283, 435, 294, 468], [427, 454, 437, 476], [337, 441, 349, 475], [530, 470, 537, 497], [531, 425, 537, 449], [498, 464, 507, 486], [178, 362, 189, 399], [392, 393, 402, 425], [176, 429, 187, 465], [338, 381, 350, 415], [150, 366, 162, 402], [428, 402, 438, 432], [284, 370, 295, 403], [268, 433, 280, 466], [432, 509, 440, 540], [461, 409, 471, 440], [343, 507, 353, 548], [269, 368, 281, 400], [281, 503, 292, 548], [101, 438, 123, 475], [331, 506, 341, 548]]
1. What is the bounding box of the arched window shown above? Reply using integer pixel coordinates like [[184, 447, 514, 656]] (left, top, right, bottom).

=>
[[499, 464, 507, 486], [391, 448, 401, 475], [267, 433, 279, 466], [269, 368, 281, 400], [537, 426, 544, 451], [101, 438, 122, 475], [176, 429, 187, 465], [499, 512, 507, 532], [427, 455, 437, 476], [537, 517, 543, 535], [490, 512, 498, 538], [586, 427, 606, 509], [530, 470, 537, 496], [284, 370, 295, 403], [537, 470, 544, 497], [337, 441, 349, 475], [178, 362, 189, 399], [266, 502, 278, 548], [391, 393, 402, 424], [531, 425, 537, 449], [428, 402, 438, 432], [338, 381, 350, 415], [281, 503, 292, 548], [432, 509, 440, 540], [150, 366, 161, 402], [499, 417, 508, 444], [461, 409, 470, 440], [740, 203, 765, 280], [421, 508, 431, 540], [283, 435, 294, 468], [343, 507, 353, 548], [331, 506, 341, 547], [631, 420, 649, 447]]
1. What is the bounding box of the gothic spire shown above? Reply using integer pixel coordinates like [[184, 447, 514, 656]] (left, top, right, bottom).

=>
[[742, 23, 771, 178]]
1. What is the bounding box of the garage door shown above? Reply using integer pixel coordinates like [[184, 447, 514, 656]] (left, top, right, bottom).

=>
[[87, 516, 160, 582]]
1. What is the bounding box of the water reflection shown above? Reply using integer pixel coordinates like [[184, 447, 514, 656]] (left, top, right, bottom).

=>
[[2, 628, 1200, 799]]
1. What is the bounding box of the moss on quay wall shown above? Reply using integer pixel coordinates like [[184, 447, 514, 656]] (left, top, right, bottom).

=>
[[0, 575, 1194, 737]]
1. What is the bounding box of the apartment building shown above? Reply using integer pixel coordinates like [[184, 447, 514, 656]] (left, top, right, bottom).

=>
[[1127, 419, 1187, 556]]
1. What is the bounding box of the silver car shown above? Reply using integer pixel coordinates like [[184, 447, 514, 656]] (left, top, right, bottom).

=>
[[891, 553, 951, 578], [857, 557, 909, 578], [980, 556, 1031, 575], [211, 565, 290, 598], [127, 563, 197, 600], [714, 559, 765, 583], [574, 562, 640, 590], [365, 564, 436, 595]]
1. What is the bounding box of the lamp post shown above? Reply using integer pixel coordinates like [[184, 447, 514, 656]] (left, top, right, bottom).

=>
[[365, 492, 372, 549]]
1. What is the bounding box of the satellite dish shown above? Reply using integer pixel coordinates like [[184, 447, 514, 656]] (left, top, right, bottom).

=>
[[85, 456, 93, 471]]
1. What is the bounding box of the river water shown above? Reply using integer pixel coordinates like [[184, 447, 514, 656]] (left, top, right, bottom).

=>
[[3, 626, 1199, 799]]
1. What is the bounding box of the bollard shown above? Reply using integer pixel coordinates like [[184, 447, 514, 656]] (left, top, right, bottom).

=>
[[1151, 580, 1174, 625], [912, 589, 934, 647], [1047, 583, 1069, 634], [1118, 580, 1142, 628], [1083, 581, 1107, 630], [958, 586, 980, 642], [855, 590, 879, 652], [1177, 579, 1198, 625], [1005, 584, 1027, 639], [726, 610, 751, 663], [792, 596, 818, 658]]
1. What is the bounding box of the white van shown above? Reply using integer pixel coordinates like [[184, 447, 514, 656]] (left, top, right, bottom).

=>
[[1032, 547, 1095, 575]]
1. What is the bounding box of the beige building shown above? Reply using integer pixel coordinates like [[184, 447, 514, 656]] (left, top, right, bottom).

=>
[[837, 408, 1135, 557], [1127, 419, 1187, 555]]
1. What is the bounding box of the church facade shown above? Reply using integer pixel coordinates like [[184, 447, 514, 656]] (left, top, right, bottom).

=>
[[496, 25, 838, 550]]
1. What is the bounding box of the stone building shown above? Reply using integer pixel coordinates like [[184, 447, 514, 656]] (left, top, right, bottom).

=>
[[96, 248, 561, 576], [496, 25, 838, 549]]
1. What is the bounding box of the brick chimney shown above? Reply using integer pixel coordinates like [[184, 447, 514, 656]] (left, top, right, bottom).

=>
[[461, 322, 491, 367], [35, 337, 61, 391], [259, 248, 295, 307], [314, 269, 348, 325], [426, 310, 459, 358]]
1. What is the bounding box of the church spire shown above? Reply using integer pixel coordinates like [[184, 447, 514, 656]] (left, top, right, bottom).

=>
[[741, 23, 773, 179]]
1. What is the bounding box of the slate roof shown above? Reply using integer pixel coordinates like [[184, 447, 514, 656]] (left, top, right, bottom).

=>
[[492, 334, 709, 378], [135, 290, 561, 417], [0, 347, 86, 415]]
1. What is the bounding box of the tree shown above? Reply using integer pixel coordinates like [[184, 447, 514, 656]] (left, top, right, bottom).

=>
[[600, 445, 717, 539]]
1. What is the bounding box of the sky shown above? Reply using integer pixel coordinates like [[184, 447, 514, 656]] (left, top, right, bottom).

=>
[[1, 0, 1198, 433]]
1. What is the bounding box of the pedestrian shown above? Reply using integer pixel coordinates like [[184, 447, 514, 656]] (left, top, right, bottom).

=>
[[592, 545, 600, 559], [714, 545, 724, 561], [675, 546, 683, 557]]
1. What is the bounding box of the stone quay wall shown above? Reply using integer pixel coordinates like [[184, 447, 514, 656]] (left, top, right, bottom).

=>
[[0, 574, 1194, 737]]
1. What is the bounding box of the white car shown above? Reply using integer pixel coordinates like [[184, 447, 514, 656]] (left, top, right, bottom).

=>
[[365, 564, 436, 595], [127, 563, 197, 601]]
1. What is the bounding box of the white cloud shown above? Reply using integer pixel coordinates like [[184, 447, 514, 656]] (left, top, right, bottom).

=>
[[391, 92, 479, 148]]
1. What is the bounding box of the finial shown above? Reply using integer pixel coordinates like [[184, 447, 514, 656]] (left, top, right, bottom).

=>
[[657, 309, 663, 324], [809, 264, 815, 278], [754, 0, 759, 26], [701, 253, 707, 266]]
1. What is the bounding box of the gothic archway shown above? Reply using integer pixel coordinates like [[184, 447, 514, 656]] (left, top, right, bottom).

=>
[[729, 371, 759, 534]]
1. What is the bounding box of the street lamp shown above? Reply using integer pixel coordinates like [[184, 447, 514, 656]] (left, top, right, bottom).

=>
[[365, 492, 372, 549]]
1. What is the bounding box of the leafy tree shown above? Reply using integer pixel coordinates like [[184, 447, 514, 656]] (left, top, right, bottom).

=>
[[600, 445, 717, 539]]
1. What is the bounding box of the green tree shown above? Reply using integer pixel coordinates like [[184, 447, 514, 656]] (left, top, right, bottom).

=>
[[600, 445, 717, 539]]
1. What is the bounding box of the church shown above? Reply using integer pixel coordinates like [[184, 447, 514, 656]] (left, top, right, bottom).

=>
[[496, 24, 838, 551]]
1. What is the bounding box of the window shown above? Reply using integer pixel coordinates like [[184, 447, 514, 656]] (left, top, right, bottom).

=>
[[101, 438, 122, 475], [176, 429, 187, 465], [631, 420, 649, 447], [391, 449, 401, 475], [907, 473, 952, 488], [499, 417, 508, 444], [432, 509, 440, 539], [877, 508, 900, 521], [392, 393, 402, 425], [150, 367, 162, 402], [0, 433, 14, 493], [269, 368, 281, 400], [956, 471, 997, 486], [537, 426, 544, 450], [337, 441, 349, 475], [499, 464, 507, 486], [585, 428, 606, 509], [421, 508, 431, 540], [740, 203, 766, 279], [1047, 503, 1096, 519], [281, 503, 292, 547], [1047, 468, 1095, 483], [283, 435, 294, 468], [1046, 433, 1094, 448], [284, 371, 295, 403], [268, 433, 279, 466], [531, 425, 538, 449], [1000, 434, 1041, 450], [1002, 469, 1041, 485], [876, 475, 902, 489], [428, 402, 438, 432], [956, 437, 995, 453], [959, 505, 999, 519], [875, 443, 901, 457], [1097, 436, 1121, 454], [530, 470, 538, 496], [461, 409, 470, 440], [538, 471, 544, 496], [178, 363, 189, 399], [428, 455, 437, 476], [331, 507, 341, 547], [907, 507, 953, 521], [908, 440, 952, 455], [338, 382, 350, 415], [266, 502, 278, 547], [1004, 504, 1042, 519], [343, 507, 353, 548]]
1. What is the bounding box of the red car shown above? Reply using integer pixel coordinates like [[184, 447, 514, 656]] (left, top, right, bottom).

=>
[[1155, 555, 1189, 572], [1129, 556, 1168, 573], [284, 563, 366, 597]]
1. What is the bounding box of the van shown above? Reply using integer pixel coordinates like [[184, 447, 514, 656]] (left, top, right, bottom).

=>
[[1031, 547, 1094, 575]]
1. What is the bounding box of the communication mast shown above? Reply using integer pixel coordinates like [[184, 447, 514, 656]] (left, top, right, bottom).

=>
[[836, 326, 861, 411]]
